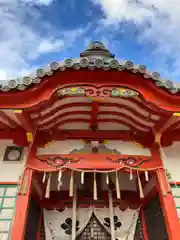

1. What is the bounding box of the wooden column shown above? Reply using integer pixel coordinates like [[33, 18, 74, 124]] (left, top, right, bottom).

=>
[[140, 208, 148, 240], [10, 168, 33, 240], [10, 130, 37, 240], [152, 144, 180, 240]]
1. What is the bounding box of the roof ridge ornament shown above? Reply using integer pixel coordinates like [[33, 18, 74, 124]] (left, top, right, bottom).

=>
[[80, 41, 115, 58]]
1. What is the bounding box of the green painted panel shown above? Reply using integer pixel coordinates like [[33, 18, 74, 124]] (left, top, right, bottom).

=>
[[170, 184, 180, 188], [0, 184, 18, 238]]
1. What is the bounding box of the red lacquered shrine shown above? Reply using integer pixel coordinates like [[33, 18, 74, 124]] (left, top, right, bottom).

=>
[[0, 41, 180, 240]]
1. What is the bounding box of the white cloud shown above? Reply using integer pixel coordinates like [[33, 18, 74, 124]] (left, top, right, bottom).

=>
[[92, 0, 154, 24], [22, 0, 55, 5], [92, 0, 180, 80], [0, 0, 84, 81], [37, 39, 64, 54]]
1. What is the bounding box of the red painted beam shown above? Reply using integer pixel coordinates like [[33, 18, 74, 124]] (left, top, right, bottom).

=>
[[0, 128, 153, 147], [39, 129, 153, 145], [0, 111, 19, 128]]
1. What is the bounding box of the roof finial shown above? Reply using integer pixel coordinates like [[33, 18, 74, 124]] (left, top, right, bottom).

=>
[[80, 40, 115, 58]]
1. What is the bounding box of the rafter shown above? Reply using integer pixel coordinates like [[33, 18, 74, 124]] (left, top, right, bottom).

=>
[[14, 110, 34, 132], [30, 99, 163, 122], [0, 111, 19, 128], [154, 114, 180, 144], [153, 113, 173, 133]]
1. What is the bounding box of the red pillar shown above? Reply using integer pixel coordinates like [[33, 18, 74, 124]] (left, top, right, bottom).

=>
[[10, 167, 33, 240], [152, 144, 180, 240], [140, 208, 148, 240]]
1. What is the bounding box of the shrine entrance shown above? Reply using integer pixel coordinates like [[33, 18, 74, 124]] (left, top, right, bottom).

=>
[[21, 140, 173, 240], [77, 214, 111, 240], [37, 170, 144, 240]]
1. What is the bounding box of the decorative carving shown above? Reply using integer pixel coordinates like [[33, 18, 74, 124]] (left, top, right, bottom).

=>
[[57, 87, 85, 96], [37, 156, 81, 168], [111, 88, 139, 98], [107, 156, 150, 167], [88, 41, 105, 50], [56, 85, 139, 99]]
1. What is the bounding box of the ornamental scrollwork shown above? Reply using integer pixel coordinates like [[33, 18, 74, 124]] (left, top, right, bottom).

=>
[[56, 85, 139, 99], [37, 156, 81, 168], [111, 88, 139, 98], [57, 87, 85, 96], [106, 156, 150, 167]]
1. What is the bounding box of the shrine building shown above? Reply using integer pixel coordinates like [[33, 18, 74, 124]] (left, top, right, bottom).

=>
[[0, 41, 180, 240]]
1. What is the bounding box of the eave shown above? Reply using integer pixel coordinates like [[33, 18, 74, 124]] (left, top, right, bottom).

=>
[[0, 70, 180, 112]]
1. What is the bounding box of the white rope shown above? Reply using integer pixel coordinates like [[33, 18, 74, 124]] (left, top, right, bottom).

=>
[[71, 185, 77, 240], [33, 164, 161, 173], [108, 189, 116, 240]]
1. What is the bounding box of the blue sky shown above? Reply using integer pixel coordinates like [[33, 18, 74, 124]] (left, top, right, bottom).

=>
[[0, 0, 180, 83]]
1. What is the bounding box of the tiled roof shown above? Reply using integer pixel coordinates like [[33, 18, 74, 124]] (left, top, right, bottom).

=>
[[0, 41, 179, 94]]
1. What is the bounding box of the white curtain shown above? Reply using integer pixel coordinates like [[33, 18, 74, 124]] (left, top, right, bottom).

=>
[[94, 207, 139, 240], [44, 207, 139, 240], [44, 207, 93, 240]]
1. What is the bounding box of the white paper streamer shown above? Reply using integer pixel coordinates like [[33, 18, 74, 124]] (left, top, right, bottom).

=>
[[81, 171, 84, 184], [43, 172, 46, 183], [106, 173, 109, 184], [130, 168, 133, 180], [58, 170, 62, 182], [145, 171, 149, 181]]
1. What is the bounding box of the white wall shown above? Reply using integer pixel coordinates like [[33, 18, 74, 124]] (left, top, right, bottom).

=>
[[37, 140, 85, 155], [161, 142, 180, 182], [0, 140, 27, 182]]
